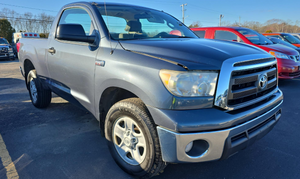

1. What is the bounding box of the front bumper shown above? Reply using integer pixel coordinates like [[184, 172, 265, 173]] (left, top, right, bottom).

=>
[[277, 58, 300, 79], [0, 52, 14, 60], [155, 90, 283, 163]]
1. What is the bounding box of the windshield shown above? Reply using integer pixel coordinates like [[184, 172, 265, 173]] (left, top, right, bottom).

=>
[[268, 37, 296, 49], [237, 29, 273, 45], [293, 35, 300, 40], [97, 5, 197, 40], [282, 34, 300, 44], [0, 39, 9, 45]]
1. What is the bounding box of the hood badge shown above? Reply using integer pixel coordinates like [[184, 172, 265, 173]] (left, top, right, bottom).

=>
[[258, 73, 268, 90]]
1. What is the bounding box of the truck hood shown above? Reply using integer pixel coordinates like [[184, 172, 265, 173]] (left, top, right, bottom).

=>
[[257, 44, 299, 55], [120, 38, 268, 70], [0, 44, 9, 48]]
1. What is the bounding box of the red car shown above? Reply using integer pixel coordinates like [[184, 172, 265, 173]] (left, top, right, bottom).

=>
[[191, 27, 300, 79]]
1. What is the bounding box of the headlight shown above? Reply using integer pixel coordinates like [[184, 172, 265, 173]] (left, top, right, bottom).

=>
[[269, 51, 289, 59], [159, 70, 218, 97]]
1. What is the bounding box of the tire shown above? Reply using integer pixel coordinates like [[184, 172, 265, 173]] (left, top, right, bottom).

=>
[[105, 98, 167, 178], [27, 70, 52, 108]]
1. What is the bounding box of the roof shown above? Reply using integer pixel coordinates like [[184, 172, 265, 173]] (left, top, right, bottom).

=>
[[190, 26, 250, 30], [66, 1, 157, 10], [262, 33, 288, 35]]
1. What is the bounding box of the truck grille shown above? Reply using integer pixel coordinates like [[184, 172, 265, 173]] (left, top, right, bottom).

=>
[[1, 47, 8, 53], [227, 63, 277, 107]]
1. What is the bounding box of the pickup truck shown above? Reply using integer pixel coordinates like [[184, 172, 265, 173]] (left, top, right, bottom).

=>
[[191, 27, 300, 79], [19, 2, 283, 178], [0, 37, 14, 61]]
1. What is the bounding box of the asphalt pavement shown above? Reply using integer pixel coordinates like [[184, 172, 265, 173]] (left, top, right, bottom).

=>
[[0, 59, 300, 179]]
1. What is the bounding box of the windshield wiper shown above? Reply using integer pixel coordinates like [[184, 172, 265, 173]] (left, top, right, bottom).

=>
[[177, 36, 193, 38], [164, 36, 193, 38]]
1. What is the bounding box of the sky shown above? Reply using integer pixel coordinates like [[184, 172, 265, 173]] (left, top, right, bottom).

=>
[[1, 0, 300, 27]]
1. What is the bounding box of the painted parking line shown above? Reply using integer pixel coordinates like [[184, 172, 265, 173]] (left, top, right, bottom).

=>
[[0, 135, 19, 179]]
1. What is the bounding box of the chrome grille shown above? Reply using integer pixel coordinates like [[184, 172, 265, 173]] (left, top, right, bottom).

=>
[[228, 64, 277, 107], [1, 47, 8, 53], [234, 57, 275, 67]]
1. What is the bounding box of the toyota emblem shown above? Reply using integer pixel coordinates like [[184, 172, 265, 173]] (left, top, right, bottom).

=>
[[258, 74, 268, 90]]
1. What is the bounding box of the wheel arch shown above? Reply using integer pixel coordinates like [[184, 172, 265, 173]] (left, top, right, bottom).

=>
[[97, 76, 159, 134], [24, 59, 35, 89], [98, 86, 140, 136]]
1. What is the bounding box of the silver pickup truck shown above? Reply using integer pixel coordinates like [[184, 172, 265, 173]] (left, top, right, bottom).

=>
[[19, 2, 283, 178]]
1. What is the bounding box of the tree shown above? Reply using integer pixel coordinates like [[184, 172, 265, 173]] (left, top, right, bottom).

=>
[[265, 30, 273, 33], [38, 13, 54, 34], [242, 21, 262, 32], [220, 20, 232, 26], [188, 21, 202, 28], [0, 19, 15, 42], [39, 33, 49, 38]]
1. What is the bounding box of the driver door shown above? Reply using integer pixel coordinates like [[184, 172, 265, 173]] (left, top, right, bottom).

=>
[[47, 7, 98, 113]]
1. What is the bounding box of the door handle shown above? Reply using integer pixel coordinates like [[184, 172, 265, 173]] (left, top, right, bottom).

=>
[[48, 47, 56, 54]]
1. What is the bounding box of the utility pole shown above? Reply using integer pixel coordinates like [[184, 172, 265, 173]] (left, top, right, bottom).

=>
[[219, 14, 224, 26], [239, 16, 241, 26], [180, 3, 187, 24]]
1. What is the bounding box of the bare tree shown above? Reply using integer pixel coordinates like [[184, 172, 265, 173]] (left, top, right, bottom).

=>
[[38, 13, 54, 34], [188, 21, 202, 28], [221, 20, 231, 26]]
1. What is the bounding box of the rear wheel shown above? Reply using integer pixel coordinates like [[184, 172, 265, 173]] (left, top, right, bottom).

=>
[[27, 70, 52, 108], [105, 98, 167, 178]]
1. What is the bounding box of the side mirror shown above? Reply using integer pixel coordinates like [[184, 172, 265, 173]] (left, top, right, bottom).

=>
[[56, 24, 95, 44]]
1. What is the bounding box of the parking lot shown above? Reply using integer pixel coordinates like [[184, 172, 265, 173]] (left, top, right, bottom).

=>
[[0, 59, 300, 179]]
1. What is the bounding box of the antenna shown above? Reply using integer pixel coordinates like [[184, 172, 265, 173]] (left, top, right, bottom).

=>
[[103, 0, 113, 55]]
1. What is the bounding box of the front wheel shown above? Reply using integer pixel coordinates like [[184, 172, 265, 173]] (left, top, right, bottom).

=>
[[105, 98, 167, 178], [27, 70, 52, 108]]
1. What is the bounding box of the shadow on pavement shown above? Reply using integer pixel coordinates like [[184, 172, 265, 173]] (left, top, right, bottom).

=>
[[0, 58, 18, 64]]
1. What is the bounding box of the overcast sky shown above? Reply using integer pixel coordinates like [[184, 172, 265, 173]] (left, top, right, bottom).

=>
[[2, 0, 299, 26]]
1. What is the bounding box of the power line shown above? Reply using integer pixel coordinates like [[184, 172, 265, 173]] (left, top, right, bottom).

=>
[[0, 3, 57, 12], [0, 16, 53, 23]]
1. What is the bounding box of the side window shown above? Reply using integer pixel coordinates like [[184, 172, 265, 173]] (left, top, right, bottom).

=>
[[268, 35, 281, 39], [194, 31, 205, 38], [270, 38, 280, 43], [215, 30, 242, 42], [102, 15, 127, 39], [58, 8, 94, 35]]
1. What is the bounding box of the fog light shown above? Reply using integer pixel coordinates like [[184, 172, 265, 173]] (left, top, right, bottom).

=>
[[185, 142, 193, 153]]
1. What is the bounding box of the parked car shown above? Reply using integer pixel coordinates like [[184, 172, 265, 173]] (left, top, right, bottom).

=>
[[191, 27, 300, 79], [267, 37, 300, 54], [0, 37, 14, 61], [11, 32, 40, 58], [289, 33, 300, 40], [19, 2, 283, 178], [262, 33, 300, 48]]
